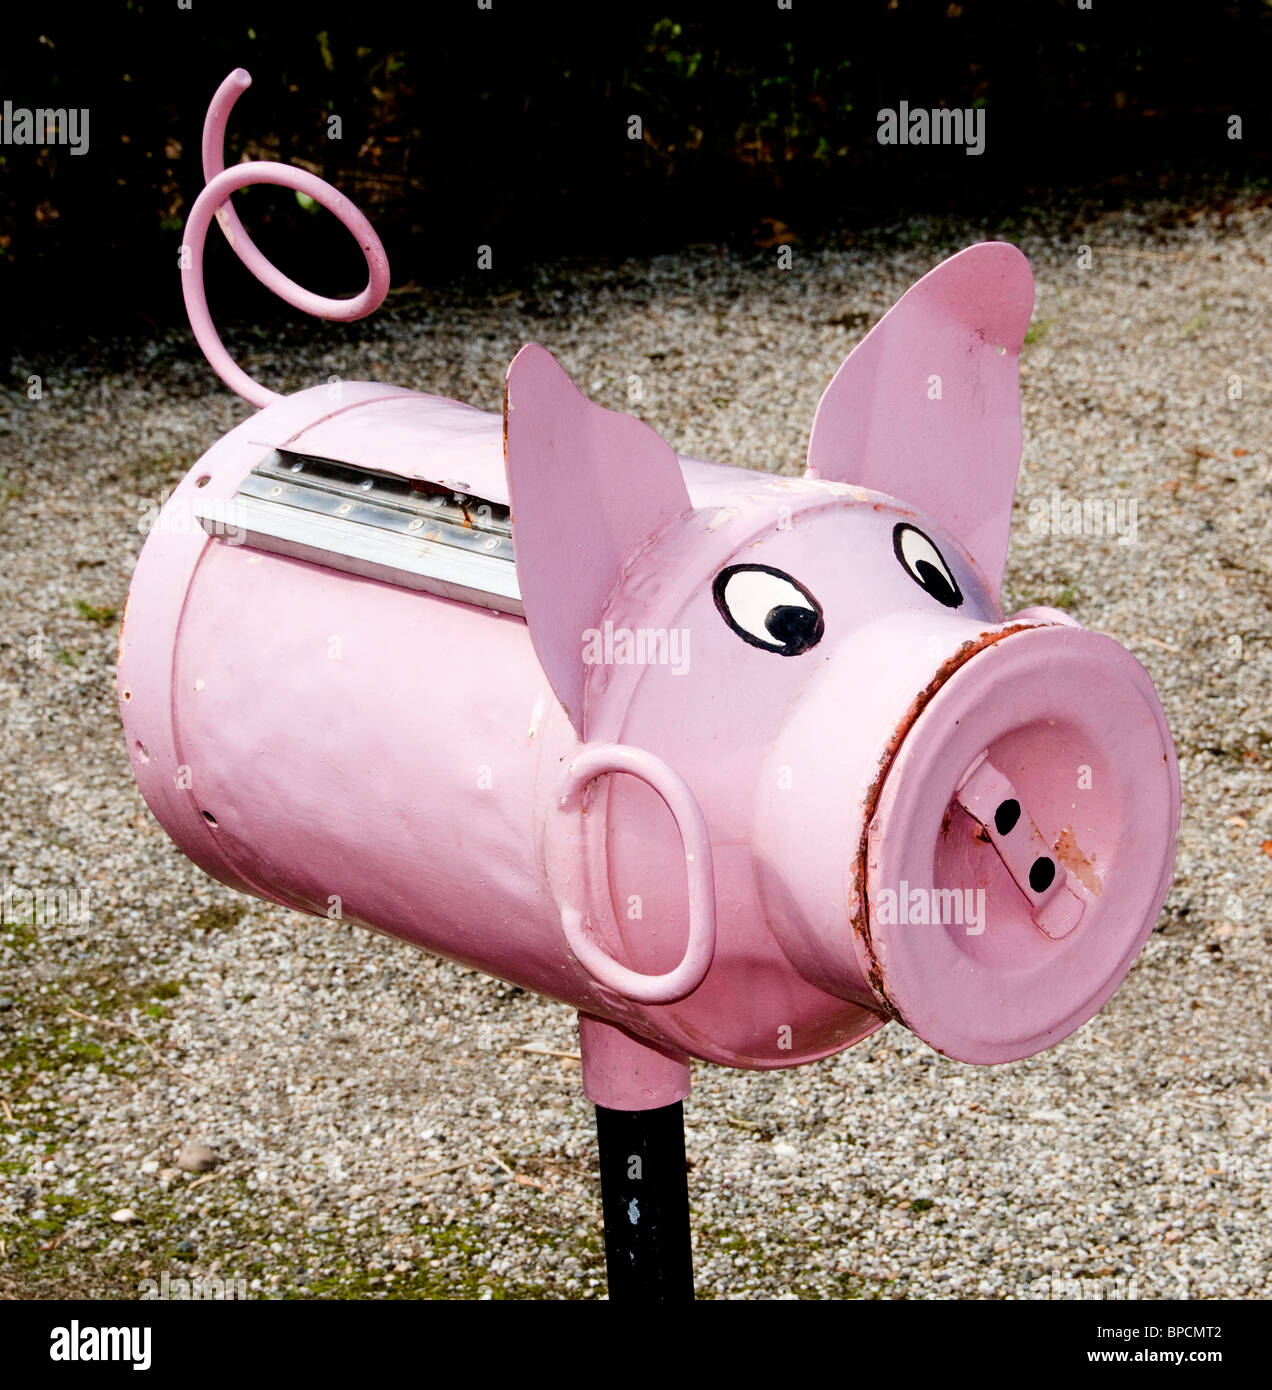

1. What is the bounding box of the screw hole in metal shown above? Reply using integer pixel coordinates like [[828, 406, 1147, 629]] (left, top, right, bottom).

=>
[[202, 811, 218, 827], [994, 799, 1021, 835]]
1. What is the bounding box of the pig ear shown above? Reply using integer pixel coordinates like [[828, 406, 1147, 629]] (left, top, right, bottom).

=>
[[504, 343, 692, 736], [806, 242, 1034, 597]]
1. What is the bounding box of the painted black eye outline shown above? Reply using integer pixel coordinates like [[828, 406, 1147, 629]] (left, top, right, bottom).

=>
[[892, 523, 963, 609], [712, 564, 825, 656]]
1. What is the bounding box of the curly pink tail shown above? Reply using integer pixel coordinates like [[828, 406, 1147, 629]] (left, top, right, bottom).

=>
[[180, 68, 391, 408]]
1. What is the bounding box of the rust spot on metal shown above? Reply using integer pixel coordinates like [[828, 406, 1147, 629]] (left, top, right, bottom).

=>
[[865, 964, 901, 1021], [973, 824, 991, 844], [1054, 826, 1103, 896], [116, 595, 129, 667], [940, 806, 952, 839], [849, 623, 1039, 1017]]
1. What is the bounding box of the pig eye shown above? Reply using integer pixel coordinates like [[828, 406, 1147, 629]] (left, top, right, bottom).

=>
[[892, 524, 963, 608], [713, 564, 824, 655]]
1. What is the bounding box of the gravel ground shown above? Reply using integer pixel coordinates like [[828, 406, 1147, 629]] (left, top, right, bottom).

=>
[[1, 197, 1269, 1301]]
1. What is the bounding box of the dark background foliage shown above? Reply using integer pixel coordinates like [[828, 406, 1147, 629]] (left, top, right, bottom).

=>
[[1, 0, 1269, 349]]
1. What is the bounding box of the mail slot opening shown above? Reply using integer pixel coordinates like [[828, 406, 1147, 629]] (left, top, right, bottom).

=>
[[194, 449, 521, 614]]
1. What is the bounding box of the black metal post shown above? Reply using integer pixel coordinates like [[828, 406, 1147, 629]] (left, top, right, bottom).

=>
[[595, 1101, 694, 1300]]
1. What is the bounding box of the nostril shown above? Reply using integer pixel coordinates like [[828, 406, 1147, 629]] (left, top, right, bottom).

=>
[[956, 758, 1082, 937], [1029, 857, 1056, 893]]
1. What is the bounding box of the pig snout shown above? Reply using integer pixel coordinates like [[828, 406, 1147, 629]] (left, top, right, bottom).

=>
[[757, 619, 1180, 1066]]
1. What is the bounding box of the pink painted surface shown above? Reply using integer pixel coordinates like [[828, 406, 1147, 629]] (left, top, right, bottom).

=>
[[579, 1016, 690, 1112], [504, 344, 693, 735], [867, 626, 1178, 1063], [118, 73, 1182, 1110], [806, 241, 1034, 597]]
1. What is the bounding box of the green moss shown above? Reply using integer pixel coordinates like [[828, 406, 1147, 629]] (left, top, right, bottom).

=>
[[190, 904, 242, 933], [699, 1222, 850, 1301], [2, 918, 39, 953], [0, 1025, 107, 1074], [284, 1217, 568, 1300], [0, 978, 602, 1302], [1181, 302, 1208, 336], [0, 969, 187, 1077], [73, 599, 119, 626], [3, 1187, 158, 1298]]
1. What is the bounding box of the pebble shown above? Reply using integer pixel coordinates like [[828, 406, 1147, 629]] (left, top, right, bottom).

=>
[[176, 1141, 220, 1174]]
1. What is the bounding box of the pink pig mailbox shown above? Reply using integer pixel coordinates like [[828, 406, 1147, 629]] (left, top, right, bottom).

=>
[[117, 71, 1180, 1299]]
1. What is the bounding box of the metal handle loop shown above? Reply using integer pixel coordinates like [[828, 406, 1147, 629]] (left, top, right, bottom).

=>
[[556, 743, 717, 1005]]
